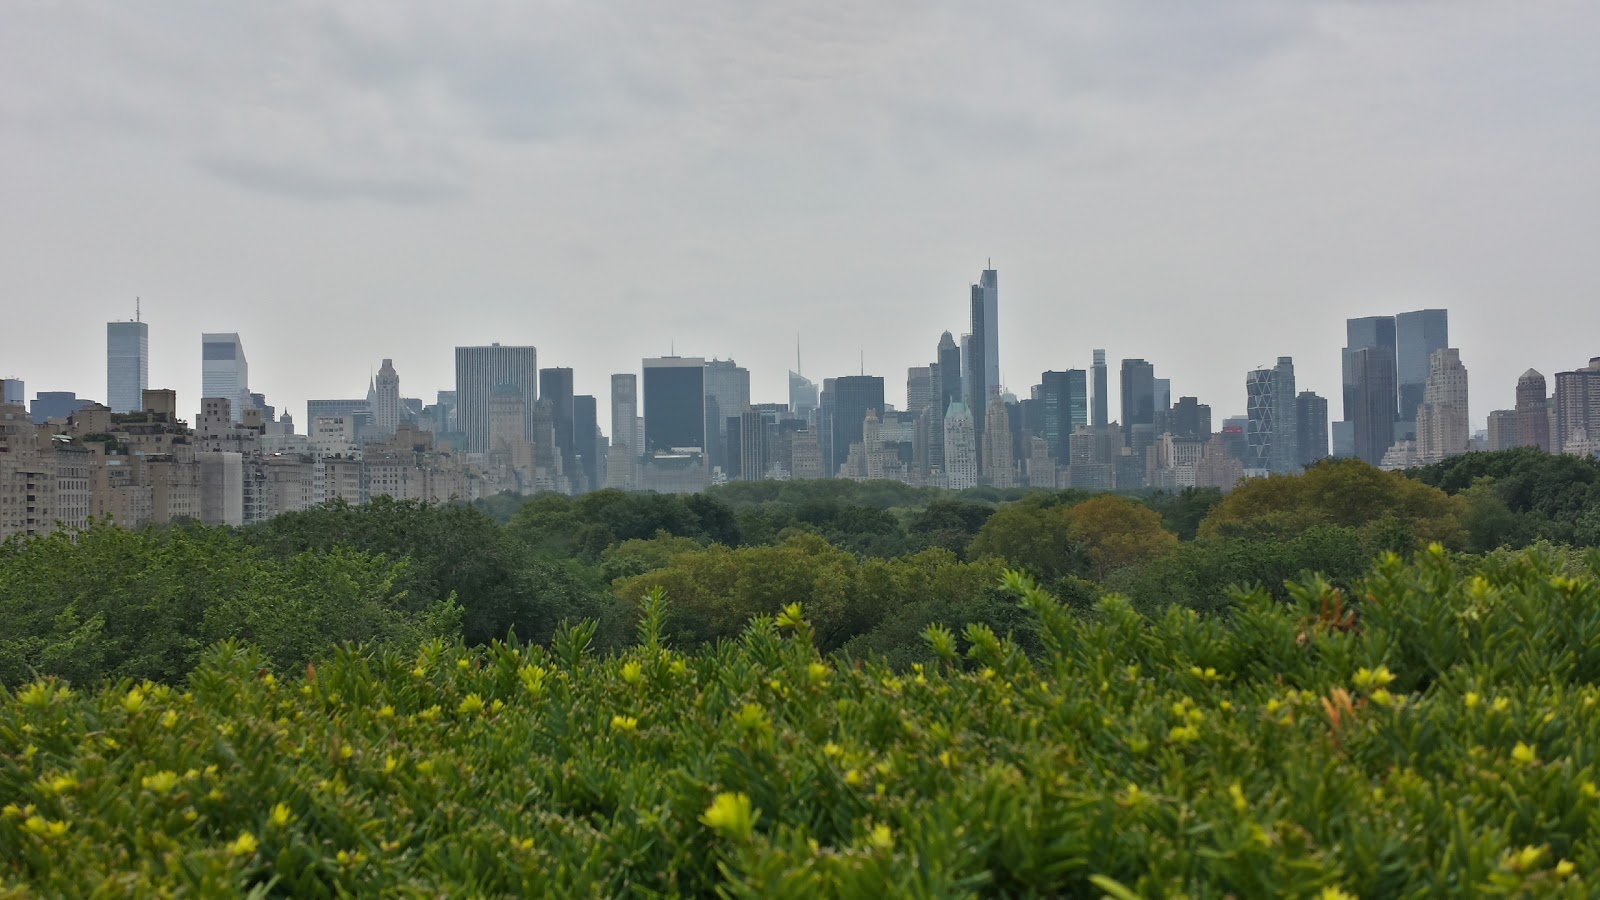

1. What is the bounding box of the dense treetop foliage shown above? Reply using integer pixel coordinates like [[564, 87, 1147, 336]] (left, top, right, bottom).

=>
[[1, 452, 1595, 691], [4, 548, 1599, 896]]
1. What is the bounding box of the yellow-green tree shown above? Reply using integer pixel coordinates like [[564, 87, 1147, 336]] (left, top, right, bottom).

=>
[[1063, 495, 1180, 579], [1198, 458, 1468, 547]]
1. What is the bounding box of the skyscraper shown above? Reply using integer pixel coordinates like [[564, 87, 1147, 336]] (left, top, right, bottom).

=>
[[1351, 347, 1398, 465], [905, 367, 935, 416], [201, 333, 250, 423], [1119, 359, 1155, 438], [965, 266, 999, 457], [830, 375, 885, 478], [1342, 316, 1397, 422], [372, 359, 400, 437], [1515, 369, 1552, 451], [1039, 370, 1088, 460], [572, 394, 599, 492], [1245, 357, 1299, 475], [455, 344, 537, 454], [981, 393, 1014, 487], [107, 319, 148, 414], [788, 371, 818, 424], [1171, 397, 1213, 441], [943, 401, 977, 490], [1296, 392, 1330, 467], [1091, 350, 1109, 429], [608, 374, 638, 489], [643, 357, 706, 454], [539, 367, 576, 475], [703, 359, 751, 471], [1415, 348, 1469, 464], [1395, 309, 1449, 438], [1554, 358, 1600, 453]]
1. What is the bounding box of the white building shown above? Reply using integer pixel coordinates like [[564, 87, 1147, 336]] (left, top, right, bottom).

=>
[[1415, 348, 1470, 464], [943, 401, 978, 490]]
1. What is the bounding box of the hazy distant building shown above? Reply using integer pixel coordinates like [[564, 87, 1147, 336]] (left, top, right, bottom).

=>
[[455, 344, 537, 454], [1120, 359, 1156, 439], [1515, 369, 1552, 452], [1554, 358, 1600, 454], [107, 319, 149, 414], [1, 380, 22, 406], [608, 374, 638, 488], [1091, 350, 1109, 429], [643, 357, 706, 453], [1486, 409, 1518, 452], [981, 393, 1014, 488], [201, 333, 250, 423], [943, 401, 977, 490], [372, 358, 401, 437], [1296, 391, 1330, 467], [1395, 309, 1449, 439], [572, 395, 599, 492], [703, 359, 750, 473], [1342, 316, 1396, 421], [906, 366, 935, 416], [1351, 346, 1398, 466], [29, 391, 91, 425], [1415, 348, 1469, 464], [1245, 357, 1298, 474], [1170, 396, 1212, 441], [788, 371, 819, 424]]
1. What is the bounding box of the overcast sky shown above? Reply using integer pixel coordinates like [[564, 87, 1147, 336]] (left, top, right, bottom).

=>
[[4, 1, 1597, 433]]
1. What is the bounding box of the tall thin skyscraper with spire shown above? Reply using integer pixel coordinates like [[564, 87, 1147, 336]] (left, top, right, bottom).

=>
[[966, 264, 999, 464], [1091, 350, 1109, 429]]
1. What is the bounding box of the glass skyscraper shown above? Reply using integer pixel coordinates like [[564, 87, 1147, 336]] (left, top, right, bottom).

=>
[[643, 357, 706, 454], [200, 333, 249, 423], [1395, 309, 1449, 437], [107, 320, 148, 414]]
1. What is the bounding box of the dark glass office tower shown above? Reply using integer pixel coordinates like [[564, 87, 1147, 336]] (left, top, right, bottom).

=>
[[1039, 370, 1088, 460], [572, 394, 598, 492], [1119, 359, 1155, 438], [831, 375, 885, 476], [642, 357, 706, 453], [539, 367, 575, 473], [1342, 316, 1396, 421], [1296, 391, 1329, 466], [1351, 347, 1398, 465]]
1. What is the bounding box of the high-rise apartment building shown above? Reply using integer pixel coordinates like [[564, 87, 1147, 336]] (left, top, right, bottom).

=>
[[1415, 348, 1469, 464], [201, 333, 250, 423], [538, 367, 576, 475], [1486, 409, 1518, 452], [906, 366, 935, 416], [643, 357, 706, 454], [1515, 369, 1551, 452], [455, 344, 537, 454], [1554, 358, 1600, 453], [1351, 346, 1398, 465], [1296, 391, 1329, 467], [981, 393, 1014, 488], [372, 359, 401, 437], [1395, 309, 1449, 438], [107, 319, 149, 414], [943, 401, 977, 490], [830, 375, 884, 478], [1092, 350, 1109, 429], [1120, 359, 1155, 438], [1170, 396, 1213, 441], [966, 267, 999, 456]]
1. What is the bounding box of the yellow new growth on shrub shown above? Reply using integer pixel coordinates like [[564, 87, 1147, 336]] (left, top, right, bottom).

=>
[[1, 546, 1599, 897]]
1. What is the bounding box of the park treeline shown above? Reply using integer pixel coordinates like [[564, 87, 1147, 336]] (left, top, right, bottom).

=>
[[2, 449, 1598, 687]]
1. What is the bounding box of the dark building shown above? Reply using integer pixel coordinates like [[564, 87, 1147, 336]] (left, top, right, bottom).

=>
[[642, 357, 706, 454], [831, 375, 885, 477], [29, 391, 94, 425], [572, 394, 598, 492], [1170, 396, 1212, 441], [1296, 391, 1330, 467], [539, 367, 576, 473], [1516, 369, 1551, 451], [818, 378, 837, 476], [1092, 350, 1109, 430], [1351, 347, 1398, 465], [1119, 359, 1156, 438], [1039, 370, 1088, 460], [1342, 316, 1396, 422]]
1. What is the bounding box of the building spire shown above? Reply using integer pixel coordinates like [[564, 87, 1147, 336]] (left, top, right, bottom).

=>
[[796, 334, 802, 375], [135, 296, 141, 323]]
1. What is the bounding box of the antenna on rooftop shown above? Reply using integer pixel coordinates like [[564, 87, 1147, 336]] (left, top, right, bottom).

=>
[[135, 297, 141, 323], [796, 334, 802, 375], [860, 350, 864, 376]]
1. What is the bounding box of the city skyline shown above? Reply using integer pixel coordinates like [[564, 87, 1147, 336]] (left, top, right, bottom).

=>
[[4, 3, 1597, 442]]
